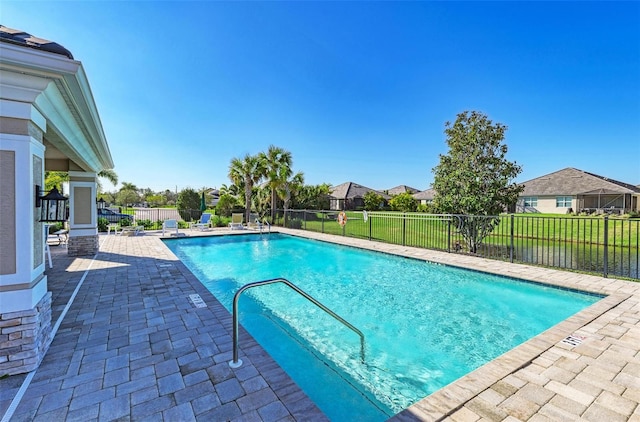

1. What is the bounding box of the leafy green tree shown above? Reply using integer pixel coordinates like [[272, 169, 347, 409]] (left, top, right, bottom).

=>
[[163, 189, 177, 206], [364, 191, 385, 211], [432, 111, 523, 253], [176, 188, 201, 221], [229, 153, 265, 224], [216, 193, 238, 217], [44, 171, 67, 192], [260, 145, 293, 222], [291, 184, 331, 210], [146, 194, 165, 208], [115, 189, 139, 207], [389, 192, 418, 212]]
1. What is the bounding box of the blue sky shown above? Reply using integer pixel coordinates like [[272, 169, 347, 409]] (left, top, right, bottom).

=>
[[4, 1, 639, 193]]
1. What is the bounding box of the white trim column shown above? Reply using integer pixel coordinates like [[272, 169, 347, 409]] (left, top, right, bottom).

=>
[[67, 171, 99, 256], [0, 104, 52, 376]]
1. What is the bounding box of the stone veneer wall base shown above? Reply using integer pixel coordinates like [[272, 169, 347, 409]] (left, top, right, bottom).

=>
[[0, 291, 52, 376], [68, 234, 98, 256]]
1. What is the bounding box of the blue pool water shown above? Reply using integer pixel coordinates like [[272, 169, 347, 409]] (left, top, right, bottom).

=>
[[165, 234, 601, 420]]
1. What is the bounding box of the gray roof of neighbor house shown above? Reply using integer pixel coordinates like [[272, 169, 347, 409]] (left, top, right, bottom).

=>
[[0, 25, 74, 59], [413, 188, 436, 200], [330, 182, 390, 200], [520, 168, 640, 196], [386, 185, 420, 196]]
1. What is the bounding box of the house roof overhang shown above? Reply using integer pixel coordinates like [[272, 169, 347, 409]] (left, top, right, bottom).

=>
[[0, 31, 113, 172]]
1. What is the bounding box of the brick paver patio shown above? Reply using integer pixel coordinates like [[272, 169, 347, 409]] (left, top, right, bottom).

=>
[[1, 227, 638, 421]]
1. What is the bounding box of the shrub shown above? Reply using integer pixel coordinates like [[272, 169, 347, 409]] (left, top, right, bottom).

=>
[[287, 218, 303, 229], [137, 219, 154, 229], [47, 222, 65, 234], [97, 218, 109, 232], [211, 215, 229, 227], [119, 218, 132, 227]]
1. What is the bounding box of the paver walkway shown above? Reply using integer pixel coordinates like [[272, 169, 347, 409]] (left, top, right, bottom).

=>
[[1, 227, 639, 421], [2, 231, 325, 422]]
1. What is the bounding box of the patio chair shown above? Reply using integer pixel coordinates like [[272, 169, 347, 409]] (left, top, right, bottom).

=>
[[162, 219, 179, 236], [191, 213, 212, 231], [228, 213, 244, 230], [247, 213, 263, 231]]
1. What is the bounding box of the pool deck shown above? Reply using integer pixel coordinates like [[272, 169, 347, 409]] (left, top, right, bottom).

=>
[[1, 227, 639, 421]]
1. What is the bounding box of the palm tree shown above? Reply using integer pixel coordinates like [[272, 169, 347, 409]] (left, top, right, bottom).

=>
[[278, 171, 304, 226], [97, 169, 118, 192], [260, 145, 292, 222], [228, 154, 265, 224], [119, 182, 138, 192], [219, 183, 241, 197], [45, 169, 119, 193]]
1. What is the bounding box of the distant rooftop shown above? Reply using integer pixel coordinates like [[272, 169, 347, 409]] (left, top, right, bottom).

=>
[[0, 25, 73, 59]]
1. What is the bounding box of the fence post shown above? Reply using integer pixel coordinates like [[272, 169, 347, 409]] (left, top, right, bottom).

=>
[[369, 214, 372, 241], [603, 215, 609, 278], [402, 214, 406, 246], [447, 218, 451, 252], [304, 210, 307, 230], [510, 214, 514, 263], [321, 212, 325, 233]]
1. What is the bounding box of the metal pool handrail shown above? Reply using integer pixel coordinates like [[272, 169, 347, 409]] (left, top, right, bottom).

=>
[[229, 277, 365, 368]]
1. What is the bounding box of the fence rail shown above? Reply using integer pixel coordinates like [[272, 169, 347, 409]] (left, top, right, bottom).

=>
[[275, 210, 640, 280]]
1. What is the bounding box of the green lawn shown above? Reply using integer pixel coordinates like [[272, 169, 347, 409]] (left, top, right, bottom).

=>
[[283, 211, 640, 250]]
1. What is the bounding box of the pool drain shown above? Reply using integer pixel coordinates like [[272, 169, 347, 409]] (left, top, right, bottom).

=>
[[561, 333, 586, 347]]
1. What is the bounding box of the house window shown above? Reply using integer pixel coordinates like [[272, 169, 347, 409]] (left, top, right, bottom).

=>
[[523, 197, 538, 207], [556, 196, 572, 207]]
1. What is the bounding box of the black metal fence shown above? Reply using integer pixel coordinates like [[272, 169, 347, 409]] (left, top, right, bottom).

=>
[[275, 210, 640, 280]]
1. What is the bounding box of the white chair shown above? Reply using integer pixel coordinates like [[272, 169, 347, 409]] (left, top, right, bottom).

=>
[[162, 219, 179, 236]]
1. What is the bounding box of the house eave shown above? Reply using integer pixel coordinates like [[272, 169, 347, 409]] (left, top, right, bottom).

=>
[[0, 42, 113, 171]]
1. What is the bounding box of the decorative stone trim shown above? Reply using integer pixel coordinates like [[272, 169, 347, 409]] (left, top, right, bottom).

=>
[[0, 291, 52, 376], [68, 234, 98, 256]]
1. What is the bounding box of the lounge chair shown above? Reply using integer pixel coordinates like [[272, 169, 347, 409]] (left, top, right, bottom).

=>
[[247, 213, 263, 231], [162, 219, 179, 236], [191, 213, 212, 231], [228, 213, 244, 230]]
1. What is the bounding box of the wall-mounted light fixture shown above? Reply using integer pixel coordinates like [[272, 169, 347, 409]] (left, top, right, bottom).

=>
[[97, 197, 106, 209], [35, 185, 68, 222]]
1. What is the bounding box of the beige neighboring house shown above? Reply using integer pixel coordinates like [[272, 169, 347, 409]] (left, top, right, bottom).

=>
[[385, 185, 420, 196], [0, 26, 113, 375], [518, 168, 640, 214], [413, 188, 436, 206], [329, 182, 390, 210]]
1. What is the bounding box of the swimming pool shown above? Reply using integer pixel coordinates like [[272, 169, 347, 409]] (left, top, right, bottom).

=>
[[165, 233, 601, 420]]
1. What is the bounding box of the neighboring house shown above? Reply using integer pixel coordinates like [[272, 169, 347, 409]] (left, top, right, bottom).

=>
[[518, 168, 640, 214], [207, 188, 220, 207], [1, 26, 113, 375], [413, 188, 436, 206], [329, 182, 390, 210], [385, 185, 420, 196]]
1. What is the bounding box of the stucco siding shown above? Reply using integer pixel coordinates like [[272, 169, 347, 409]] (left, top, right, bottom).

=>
[[0, 150, 17, 274], [531, 196, 576, 214]]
